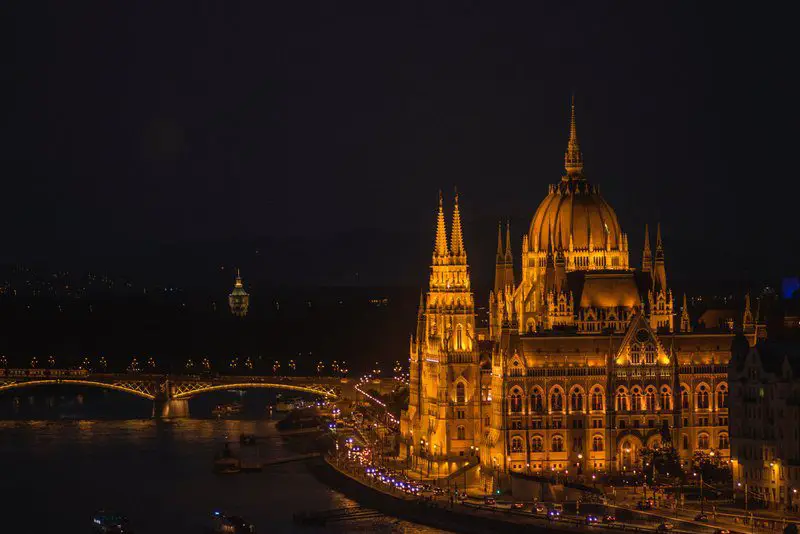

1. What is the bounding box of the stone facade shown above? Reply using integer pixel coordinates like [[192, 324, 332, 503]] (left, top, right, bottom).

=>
[[400, 102, 762, 485], [729, 340, 800, 511]]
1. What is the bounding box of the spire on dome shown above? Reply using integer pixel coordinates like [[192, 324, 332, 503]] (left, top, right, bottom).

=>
[[564, 95, 584, 177], [234, 268, 243, 288], [450, 189, 466, 261], [433, 191, 449, 262]]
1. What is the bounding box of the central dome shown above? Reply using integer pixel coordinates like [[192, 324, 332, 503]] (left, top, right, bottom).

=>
[[528, 101, 623, 255], [529, 181, 623, 251]]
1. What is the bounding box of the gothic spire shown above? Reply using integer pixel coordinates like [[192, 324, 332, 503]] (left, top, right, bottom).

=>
[[234, 268, 243, 288], [450, 189, 466, 260], [433, 191, 449, 262], [564, 95, 584, 177], [642, 224, 652, 272], [504, 219, 513, 261]]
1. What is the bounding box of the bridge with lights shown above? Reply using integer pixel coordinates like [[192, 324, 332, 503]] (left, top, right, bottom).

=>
[[0, 368, 350, 417]]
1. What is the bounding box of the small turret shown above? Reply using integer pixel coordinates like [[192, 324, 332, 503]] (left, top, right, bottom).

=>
[[743, 293, 755, 332], [680, 293, 692, 332]]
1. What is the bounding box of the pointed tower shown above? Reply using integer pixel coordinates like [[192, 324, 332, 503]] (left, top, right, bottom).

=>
[[450, 190, 467, 264], [403, 191, 479, 465], [743, 293, 755, 333], [642, 224, 652, 272], [433, 191, 449, 265], [653, 223, 667, 291], [228, 269, 250, 317], [493, 221, 506, 295], [680, 293, 692, 333], [503, 220, 515, 290]]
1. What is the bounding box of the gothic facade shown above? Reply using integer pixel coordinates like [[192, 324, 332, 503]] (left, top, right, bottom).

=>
[[400, 103, 761, 483]]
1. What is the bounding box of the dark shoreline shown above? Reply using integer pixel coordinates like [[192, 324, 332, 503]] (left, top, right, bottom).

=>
[[307, 458, 560, 534]]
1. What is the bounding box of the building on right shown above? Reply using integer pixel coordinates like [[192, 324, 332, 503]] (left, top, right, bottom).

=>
[[729, 339, 800, 512]]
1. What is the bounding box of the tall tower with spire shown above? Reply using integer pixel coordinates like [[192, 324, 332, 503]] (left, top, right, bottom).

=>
[[648, 223, 673, 330], [403, 191, 480, 467], [228, 269, 250, 317]]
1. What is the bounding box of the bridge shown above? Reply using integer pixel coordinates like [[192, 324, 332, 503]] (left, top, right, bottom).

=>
[[0, 368, 351, 417]]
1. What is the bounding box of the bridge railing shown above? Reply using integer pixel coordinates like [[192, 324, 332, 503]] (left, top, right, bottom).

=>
[[0, 368, 90, 379]]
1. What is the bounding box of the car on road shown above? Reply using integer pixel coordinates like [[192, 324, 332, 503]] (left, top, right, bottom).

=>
[[694, 513, 709, 522], [484, 496, 496, 506], [713, 530, 730, 534], [547, 509, 561, 521], [511, 502, 525, 510], [585, 515, 600, 525], [602, 515, 616, 523], [656, 521, 675, 532], [532, 503, 547, 515]]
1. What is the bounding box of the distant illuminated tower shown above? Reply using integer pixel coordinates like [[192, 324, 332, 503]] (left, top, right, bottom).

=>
[[228, 269, 250, 317]]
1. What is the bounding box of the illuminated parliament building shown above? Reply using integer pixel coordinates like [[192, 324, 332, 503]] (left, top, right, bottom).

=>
[[400, 104, 761, 484]]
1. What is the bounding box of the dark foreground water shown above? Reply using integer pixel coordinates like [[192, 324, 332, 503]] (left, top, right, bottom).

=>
[[0, 389, 447, 533]]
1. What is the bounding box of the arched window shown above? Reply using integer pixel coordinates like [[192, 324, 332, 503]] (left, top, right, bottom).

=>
[[591, 387, 603, 411], [550, 389, 563, 412], [456, 382, 465, 404], [455, 325, 463, 350], [681, 386, 689, 410], [457, 425, 465, 440], [631, 388, 642, 412], [570, 390, 583, 412], [510, 389, 522, 413], [511, 436, 523, 453], [719, 433, 730, 449], [630, 344, 641, 364], [644, 344, 656, 364], [697, 385, 709, 409], [616, 389, 628, 411], [531, 390, 543, 412], [645, 387, 656, 412], [661, 386, 672, 411], [698, 433, 710, 449], [717, 384, 728, 409], [592, 435, 604, 452], [531, 436, 543, 452], [552, 435, 564, 452]]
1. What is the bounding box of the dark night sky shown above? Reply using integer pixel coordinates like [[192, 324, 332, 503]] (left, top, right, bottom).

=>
[[4, 2, 799, 285]]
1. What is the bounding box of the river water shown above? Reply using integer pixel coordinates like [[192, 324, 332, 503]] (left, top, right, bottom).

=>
[[0, 388, 447, 533]]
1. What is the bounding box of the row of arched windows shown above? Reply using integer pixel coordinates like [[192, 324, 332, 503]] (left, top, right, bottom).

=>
[[509, 386, 605, 413], [511, 434, 604, 454], [505, 382, 728, 413]]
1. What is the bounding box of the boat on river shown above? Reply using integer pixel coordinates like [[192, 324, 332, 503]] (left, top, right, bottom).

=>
[[92, 510, 134, 533], [208, 510, 256, 533], [212, 402, 243, 417]]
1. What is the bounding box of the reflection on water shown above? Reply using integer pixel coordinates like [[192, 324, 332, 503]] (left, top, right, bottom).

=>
[[0, 390, 448, 533]]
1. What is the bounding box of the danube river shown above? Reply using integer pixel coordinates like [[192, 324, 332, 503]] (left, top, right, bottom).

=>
[[0, 389, 447, 533]]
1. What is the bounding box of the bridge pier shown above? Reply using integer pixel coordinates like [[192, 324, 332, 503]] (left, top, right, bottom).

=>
[[153, 398, 189, 418]]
